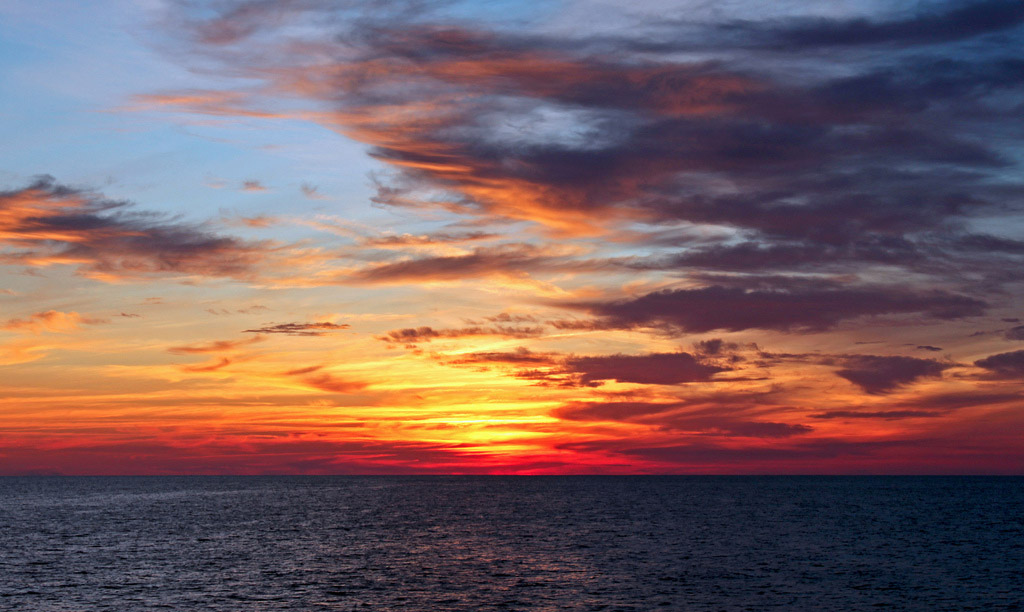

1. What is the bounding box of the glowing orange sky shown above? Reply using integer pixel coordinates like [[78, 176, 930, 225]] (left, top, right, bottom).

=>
[[1, 0, 1023, 474]]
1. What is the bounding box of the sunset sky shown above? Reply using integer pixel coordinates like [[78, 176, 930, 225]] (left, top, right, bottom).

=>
[[2, 0, 1023, 474]]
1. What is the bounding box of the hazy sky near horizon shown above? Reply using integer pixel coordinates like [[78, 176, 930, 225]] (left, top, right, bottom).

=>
[[2, 0, 1024, 474]]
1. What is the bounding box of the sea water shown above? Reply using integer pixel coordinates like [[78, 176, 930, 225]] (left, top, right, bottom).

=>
[[0, 476, 1021, 610]]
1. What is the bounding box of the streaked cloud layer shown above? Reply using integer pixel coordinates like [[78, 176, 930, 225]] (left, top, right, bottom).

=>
[[1, 0, 1022, 474]]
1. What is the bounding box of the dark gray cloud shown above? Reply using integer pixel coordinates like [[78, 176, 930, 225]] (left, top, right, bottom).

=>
[[347, 244, 592, 284], [975, 349, 1024, 379], [1004, 325, 1024, 340], [750, 350, 959, 393], [831, 355, 951, 394], [693, 338, 740, 357], [560, 286, 985, 334], [161, 0, 1024, 312], [727, 0, 1024, 49], [563, 352, 727, 386], [441, 348, 728, 388]]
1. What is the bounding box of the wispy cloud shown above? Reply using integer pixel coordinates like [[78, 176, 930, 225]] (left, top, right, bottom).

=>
[[241, 180, 268, 192], [380, 324, 546, 346], [242, 322, 350, 336], [168, 336, 263, 354], [0, 177, 276, 282], [3, 310, 106, 334], [558, 285, 985, 334]]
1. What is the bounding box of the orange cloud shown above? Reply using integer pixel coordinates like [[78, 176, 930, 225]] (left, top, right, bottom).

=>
[[300, 371, 368, 394], [237, 215, 278, 227], [129, 90, 285, 119], [168, 336, 264, 354], [0, 177, 347, 284], [0, 177, 276, 281], [3, 310, 105, 334], [241, 180, 268, 192]]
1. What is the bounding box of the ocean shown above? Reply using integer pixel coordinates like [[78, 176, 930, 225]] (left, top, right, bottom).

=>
[[0, 476, 1020, 610]]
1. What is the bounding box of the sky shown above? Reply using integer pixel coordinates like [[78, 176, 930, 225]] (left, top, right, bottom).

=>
[[1, 0, 1023, 475]]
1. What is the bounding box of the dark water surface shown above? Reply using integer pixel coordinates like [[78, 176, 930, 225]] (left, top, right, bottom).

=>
[[0, 476, 1021, 611]]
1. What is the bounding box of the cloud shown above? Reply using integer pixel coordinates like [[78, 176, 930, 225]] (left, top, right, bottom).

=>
[[242, 322, 350, 336], [553, 399, 693, 422], [241, 180, 268, 192], [560, 285, 985, 334], [442, 345, 736, 388], [0, 338, 55, 365], [1005, 325, 1024, 340], [139, 2, 1023, 343], [209, 304, 271, 315], [183, 357, 234, 372], [168, 337, 263, 354], [974, 350, 1024, 379], [345, 243, 585, 285], [906, 390, 1023, 411], [693, 338, 740, 356], [129, 90, 284, 120], [300, 183, 326, 200], [552, 438, 922, 470], [2, 310, 106, 334], [0, 176, 275, 281], [832, 355, 951, 394], [753, 350, 956, 393], [811, 390, 1021, 419], [6, 1, 1024, 477], [155, 4, 1024, 243], [727, 0, 1024, 50], [811, 410, 944, 420], [361, 231, 499, 249], [444, 346, 556, 366], [379, 324, 546, 345], [238, 215, 277, 228], [276, 362, 368, 393], [551, 396, 810, 438], [0, 436, 478, 476], [562, 352, 727, 386], [300, 372, 367, 393]]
